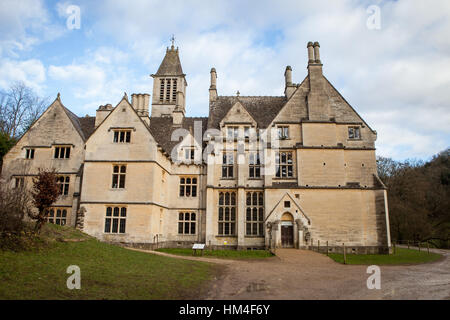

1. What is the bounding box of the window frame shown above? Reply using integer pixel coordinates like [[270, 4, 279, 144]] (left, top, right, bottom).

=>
[[178, 212, 196, 235], [56, 175, 70, 196], [25, 148, 35, 159], [111, 165, 127, 189], [54, 146, 71, 159], [249, 152, 261, 178], [45, 208, 68, 226], [277, 126, 290, 140], [222, 153, 234, 178], [113, 130, 131, 143], [179, 176, 198, 197], [348, 126, 361, 140], [245, 191, 264, 237], [104, 206, 127, 234], [218, 191, 237, 236], [275, 151, 294, 178]]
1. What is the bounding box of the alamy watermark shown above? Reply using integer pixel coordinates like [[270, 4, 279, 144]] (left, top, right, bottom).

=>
[[65, 5, 81, 30], [366, 5, 381, 30], [366, 265, 381, 289], [66, 265, 81, 289]]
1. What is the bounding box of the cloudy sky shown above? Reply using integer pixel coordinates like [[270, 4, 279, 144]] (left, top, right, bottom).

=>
[[0, 0, 449, 160]]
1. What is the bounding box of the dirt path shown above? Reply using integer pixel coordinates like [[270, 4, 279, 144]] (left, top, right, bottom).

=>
[[128, 247, 450, 300]]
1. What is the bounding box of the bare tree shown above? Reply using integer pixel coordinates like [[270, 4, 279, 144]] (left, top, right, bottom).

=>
[[0, 81, 47, 139]]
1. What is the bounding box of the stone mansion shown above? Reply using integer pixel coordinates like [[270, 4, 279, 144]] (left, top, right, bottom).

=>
[[1, 42, 391, 253]]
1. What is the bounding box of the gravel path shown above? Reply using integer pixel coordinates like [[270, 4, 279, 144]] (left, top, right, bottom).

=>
[[128, 247, 450, 300]]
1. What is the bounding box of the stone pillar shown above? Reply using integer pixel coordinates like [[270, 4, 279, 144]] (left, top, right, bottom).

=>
[[237, 188, 246, 249]]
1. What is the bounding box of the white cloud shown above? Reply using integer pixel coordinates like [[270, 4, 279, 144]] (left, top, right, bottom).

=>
[[0, 58, 46, 93]]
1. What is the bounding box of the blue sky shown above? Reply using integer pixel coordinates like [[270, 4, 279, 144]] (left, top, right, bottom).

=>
[[0, 0, 449, 160]]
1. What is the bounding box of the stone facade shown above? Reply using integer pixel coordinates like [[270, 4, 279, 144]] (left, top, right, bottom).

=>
[[1, 42, 391, 253]]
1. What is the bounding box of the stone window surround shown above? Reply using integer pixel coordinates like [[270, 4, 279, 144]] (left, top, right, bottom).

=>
[[218, 191, 236, 236], [111, 164, 127, 189], [104, 206, 127, 234], [245, 191, 264, 237], [179, 176, 198, 197], [178, 212, 196, 235]]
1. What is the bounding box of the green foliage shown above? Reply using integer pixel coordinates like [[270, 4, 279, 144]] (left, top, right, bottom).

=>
[[0, 132, 15, 163], [157, 248, 274, 259], [0, 224, 215, 299], [377, 148, 450, 248], [327, 248, 442, 265]]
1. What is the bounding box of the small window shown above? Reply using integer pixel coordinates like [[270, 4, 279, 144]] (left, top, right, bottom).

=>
[[179, 177, 197, 197], [178, 212, 196, 235], [112, 165, 126, 188], [113, 130, 131, 143], [348, 126, 361, 139], [14, 177, 24, 189], [25, 148, 35, 159], [54, 146, 70, 159], [277, 126, 289, 139], [244, 126, 250, 139], [56, 176, 70, 196], [249, 153, 261, 178], [226, 126, 239, 140], [275, 151, 294, 178], [284, 201, 290, 208]]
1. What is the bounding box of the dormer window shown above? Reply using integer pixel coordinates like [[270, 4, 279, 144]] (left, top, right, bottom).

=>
[[348, 126, 361, 140], [227, 126, 239, 140], [54, 146, 70, 159], [25, 148, 35, 159], [277, 126, 289, 139], [113, 130, 131, 143], [184, 148, 195, 160]]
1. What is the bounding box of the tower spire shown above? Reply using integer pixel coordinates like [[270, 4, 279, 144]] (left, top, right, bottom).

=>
[[170, 34, 175, 49]]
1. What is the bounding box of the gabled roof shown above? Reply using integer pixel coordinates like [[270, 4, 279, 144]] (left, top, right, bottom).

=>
[[154, 46, 184, 76], [208, 96, 287, 129], [149, 117, 208, 155], [60, 106, 96, 141]]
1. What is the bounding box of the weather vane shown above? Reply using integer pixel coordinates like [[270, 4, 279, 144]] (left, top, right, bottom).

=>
[[171, 34, 175, 47]]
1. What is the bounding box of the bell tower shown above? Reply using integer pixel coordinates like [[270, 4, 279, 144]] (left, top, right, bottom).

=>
[[150, 37, 187, 121]]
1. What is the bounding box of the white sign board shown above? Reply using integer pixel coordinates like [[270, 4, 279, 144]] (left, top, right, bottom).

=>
[[192, 244, 205, 250]]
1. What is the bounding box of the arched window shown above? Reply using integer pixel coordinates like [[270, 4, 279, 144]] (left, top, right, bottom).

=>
[[245, 191, 264, 236]]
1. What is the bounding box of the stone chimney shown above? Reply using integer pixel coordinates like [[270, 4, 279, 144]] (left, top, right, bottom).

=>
[[209, 67, 217, 102], [284, 66, 296, 99], [95, 104, 113, 128], [131, 93, 150, 124], [307, 41, 330, 121]]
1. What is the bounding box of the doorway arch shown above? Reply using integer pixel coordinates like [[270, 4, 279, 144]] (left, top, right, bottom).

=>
[[281, 212, 294, 248]]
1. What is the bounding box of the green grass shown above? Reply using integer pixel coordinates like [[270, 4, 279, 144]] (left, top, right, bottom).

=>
[[156, 248, 274, 259], [0, 225, 217, 300], [327, 247, 442, 265]]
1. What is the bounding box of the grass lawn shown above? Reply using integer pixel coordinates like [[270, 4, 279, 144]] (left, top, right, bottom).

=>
[[0, 225, 217, 300], [327, 247, 443, 265], [156, 247, 274, 259]]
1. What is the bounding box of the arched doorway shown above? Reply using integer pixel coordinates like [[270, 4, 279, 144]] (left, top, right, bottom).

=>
[[281, 212, 294, 248]]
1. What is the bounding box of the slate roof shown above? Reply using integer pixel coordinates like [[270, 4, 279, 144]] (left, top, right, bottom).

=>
[[154, 46, 184, 76], [208, 96, 287, 129], [149, 116, 208, 155], [61, 105, 96, 140]]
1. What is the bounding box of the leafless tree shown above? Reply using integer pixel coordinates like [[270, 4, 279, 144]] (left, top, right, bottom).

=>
[[0, 81, 47, 139]]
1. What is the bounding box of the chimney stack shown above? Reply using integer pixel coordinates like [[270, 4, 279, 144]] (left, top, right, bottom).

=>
[[131, 93, 150, 122], [95, 104, 113, 128], [284, 66, 296, 99], [306, 41, 330, 121], [209, 68, 217, 102]]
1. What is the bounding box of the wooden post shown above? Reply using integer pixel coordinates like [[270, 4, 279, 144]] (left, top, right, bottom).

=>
[[326, 241, 329, 256], [343, 243, 346, 265], [311, 238, 314, 251], [407, 240, 410, 249], [318, 240, 320, 253], [418, 242, 421, 252], [427, 241, 430, 254]]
